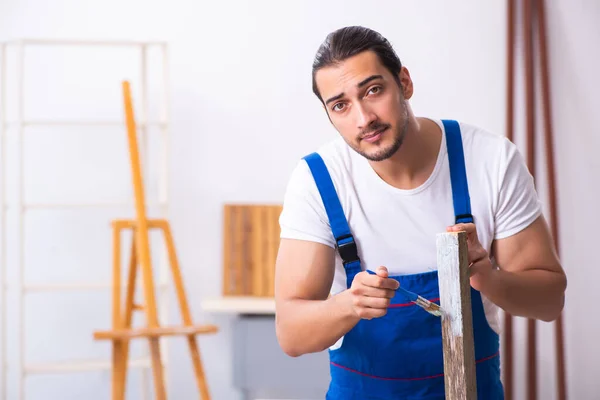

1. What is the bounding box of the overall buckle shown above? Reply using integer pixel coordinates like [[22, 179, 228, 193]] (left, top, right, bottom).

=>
[[455, 213, 473, 224], [335, 233, 360, 265]]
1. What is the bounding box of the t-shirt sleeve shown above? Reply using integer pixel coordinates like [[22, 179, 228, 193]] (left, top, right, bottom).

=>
[[278, 160, 336, 248], [494, 139, 543, 240]]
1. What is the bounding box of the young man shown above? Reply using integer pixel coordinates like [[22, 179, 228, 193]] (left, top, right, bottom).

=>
[[274, 26, 566, 399]]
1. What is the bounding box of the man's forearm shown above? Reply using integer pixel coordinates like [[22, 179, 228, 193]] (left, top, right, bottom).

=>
[[276, 291, 359, 357], [480, 267, 566, 322]]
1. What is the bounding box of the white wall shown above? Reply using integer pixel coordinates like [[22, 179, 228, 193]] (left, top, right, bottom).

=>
[[540, 1, 600, 398], [0, 0, 597, 399]]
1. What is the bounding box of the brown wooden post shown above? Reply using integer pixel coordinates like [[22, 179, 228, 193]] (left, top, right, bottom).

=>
[[437, 231, 477, 399]]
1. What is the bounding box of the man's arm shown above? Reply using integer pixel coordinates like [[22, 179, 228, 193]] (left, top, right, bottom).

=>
[[274, 238, 357, 357], [453, 135, 566, 321], [274, 238, 398, 357], [448, 215, 566, 322], [486, 215, 566, 321]]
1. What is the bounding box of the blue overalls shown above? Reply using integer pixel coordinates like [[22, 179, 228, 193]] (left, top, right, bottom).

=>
[[302, 120, 504, 399]]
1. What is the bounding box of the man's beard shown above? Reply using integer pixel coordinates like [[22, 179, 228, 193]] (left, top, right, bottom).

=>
[[352, 104, 409, 162]]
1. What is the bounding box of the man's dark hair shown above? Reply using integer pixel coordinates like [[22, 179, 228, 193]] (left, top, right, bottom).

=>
[[311, 26, 402, 103]]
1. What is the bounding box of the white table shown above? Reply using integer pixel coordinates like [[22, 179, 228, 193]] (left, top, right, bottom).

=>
[[201, 296, 330, 400]]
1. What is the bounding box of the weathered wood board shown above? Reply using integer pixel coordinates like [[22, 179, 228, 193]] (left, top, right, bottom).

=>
[[436, 231, 477, 399]]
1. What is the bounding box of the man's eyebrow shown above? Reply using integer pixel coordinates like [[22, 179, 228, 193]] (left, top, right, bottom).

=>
[[357, 74, 383, 88], [324, 74, 384, 106], [325, 92, 344, 106]]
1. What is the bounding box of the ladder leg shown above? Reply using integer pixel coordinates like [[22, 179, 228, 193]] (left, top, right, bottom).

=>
[[162, 223, 211, 400], [115, 233, 139, 399], [186, 336, 211, 400], [135, 229, 167, 400], [112, 341, 126, 400], [122, 80, 167, 400], [111, 222, 126, 400], [149, 338, 167, 400], [133, 224, 166, 400]]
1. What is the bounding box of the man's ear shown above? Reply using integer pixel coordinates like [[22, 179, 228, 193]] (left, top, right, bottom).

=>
[[398, 66, 414, 99]]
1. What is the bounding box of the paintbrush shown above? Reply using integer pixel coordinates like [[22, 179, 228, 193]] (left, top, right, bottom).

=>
[[396, 286, 443, 317]]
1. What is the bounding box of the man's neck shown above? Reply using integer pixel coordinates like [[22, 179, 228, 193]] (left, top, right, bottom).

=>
[[368, 117, 442, 190]]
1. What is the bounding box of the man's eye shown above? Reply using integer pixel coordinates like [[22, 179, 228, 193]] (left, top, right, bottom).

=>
[[368, 86, 381, 95], [333, 103, 346, 112]]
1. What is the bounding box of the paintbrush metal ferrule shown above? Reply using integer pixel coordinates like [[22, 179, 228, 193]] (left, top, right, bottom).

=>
[[414, 296, 443, 317], [396, 286, 443, 317]]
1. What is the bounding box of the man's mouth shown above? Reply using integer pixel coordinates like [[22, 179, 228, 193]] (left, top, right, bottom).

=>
[[361, 126, 388, 143]]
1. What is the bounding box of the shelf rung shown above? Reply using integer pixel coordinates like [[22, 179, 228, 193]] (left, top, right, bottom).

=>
[[1, 201, 168, 210], [1, 38, 167, 46], [94, 324, 218, 340], [2, 120, 167, 127], [24, 357, 151, 374], [23, 282, 169, 292]]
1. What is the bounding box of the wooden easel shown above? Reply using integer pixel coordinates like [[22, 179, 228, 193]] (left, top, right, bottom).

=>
[[94, 81, 218, 400]]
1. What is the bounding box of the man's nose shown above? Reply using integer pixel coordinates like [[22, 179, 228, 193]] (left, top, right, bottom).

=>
[[355, 103, 377, 131]]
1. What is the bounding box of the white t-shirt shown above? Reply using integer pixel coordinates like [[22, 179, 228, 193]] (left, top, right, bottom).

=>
[[279, 118, 542, 338]]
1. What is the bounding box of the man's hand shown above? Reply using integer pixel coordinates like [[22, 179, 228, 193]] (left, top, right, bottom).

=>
[[447, 216, 566, 322], [340, 266, 399, 320], [446, 223, 492, 291]]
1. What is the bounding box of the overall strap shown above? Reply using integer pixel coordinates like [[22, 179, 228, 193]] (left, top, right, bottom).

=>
[[442, 119, 474, 224], [302, 152, 362, 288]]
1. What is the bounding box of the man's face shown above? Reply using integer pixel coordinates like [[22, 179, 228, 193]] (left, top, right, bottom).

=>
[[315, 50, 410, 162]]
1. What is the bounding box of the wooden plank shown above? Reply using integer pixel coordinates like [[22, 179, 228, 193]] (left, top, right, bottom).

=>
[[267, 205, 282, 296], [221, 204, 283, 297], [261, 206, 271, 296], [436, 231, 477, 400], [234, 205, 245, 295], [264, 206, 273, 297], [222, 205, 232, 295], [242, 206, 252, 295], [251, 207, 265, 296]]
